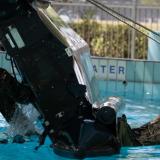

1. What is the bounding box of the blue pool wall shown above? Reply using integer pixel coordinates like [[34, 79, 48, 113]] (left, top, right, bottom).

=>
[[92, 56, 160, 100]]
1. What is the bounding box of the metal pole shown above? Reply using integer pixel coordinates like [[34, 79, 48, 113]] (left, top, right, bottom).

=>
[[131, 0, 137, 59]]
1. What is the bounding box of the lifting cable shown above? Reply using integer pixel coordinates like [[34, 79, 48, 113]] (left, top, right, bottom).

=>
[[86, 0, 160, 45]]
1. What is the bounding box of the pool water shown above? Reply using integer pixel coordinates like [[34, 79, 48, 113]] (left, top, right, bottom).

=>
[[0, 138, 160, 160], [0, 96, 160, 160], [124, 98, 160, 128]]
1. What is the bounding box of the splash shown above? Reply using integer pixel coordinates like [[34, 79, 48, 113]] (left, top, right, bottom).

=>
[[7, 104, 43, 138]]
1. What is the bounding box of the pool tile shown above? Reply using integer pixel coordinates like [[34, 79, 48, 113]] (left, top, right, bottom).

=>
[[144, 83, 153, 99], [144, 62, 154, 83], [153, 84, 160, 99], [153, 62, 160, 83], [135, 61, 145, 82], [99, 59, 108, 80], [92, 58, 99, 78], [126, 61, 136, 82], [108, 59, 117, 80], [134, 82, 144, 97], [117, 60, 126, 81]]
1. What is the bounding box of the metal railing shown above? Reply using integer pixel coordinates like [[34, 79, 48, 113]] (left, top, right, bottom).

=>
[[52, 2, 160, 59]]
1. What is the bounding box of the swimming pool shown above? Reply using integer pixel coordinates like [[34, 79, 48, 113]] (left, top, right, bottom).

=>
[[0, 55, 160, 159], [0, 85, 160, 160]]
